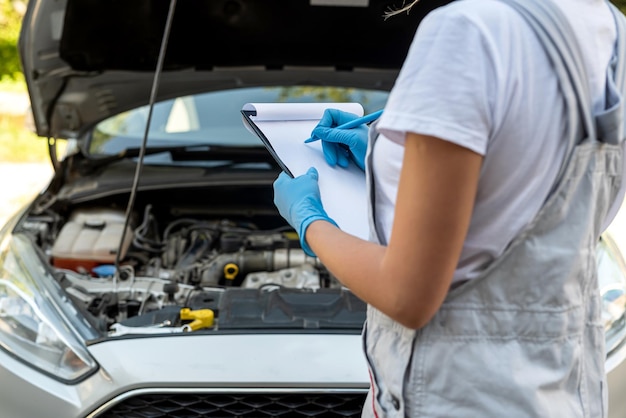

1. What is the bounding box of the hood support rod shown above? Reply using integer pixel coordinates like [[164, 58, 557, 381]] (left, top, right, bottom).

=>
[[114, 0, 178, 281]]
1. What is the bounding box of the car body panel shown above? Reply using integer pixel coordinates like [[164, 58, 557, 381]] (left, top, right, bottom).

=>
[[0, 333, 368, 418], [88, 334, 368, 388]]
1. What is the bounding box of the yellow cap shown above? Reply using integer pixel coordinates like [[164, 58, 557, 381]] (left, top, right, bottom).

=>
[[224, 263, 239, 280]]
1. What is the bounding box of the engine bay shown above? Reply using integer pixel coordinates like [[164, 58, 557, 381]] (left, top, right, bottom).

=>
[[18, 184, 366, 337]]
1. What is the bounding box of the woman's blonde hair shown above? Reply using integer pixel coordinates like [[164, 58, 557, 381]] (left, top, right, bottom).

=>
[[384, 0, 421, 19]]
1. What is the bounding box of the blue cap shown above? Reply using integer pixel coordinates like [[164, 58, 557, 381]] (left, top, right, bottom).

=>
[[92, 264, 116, 277]]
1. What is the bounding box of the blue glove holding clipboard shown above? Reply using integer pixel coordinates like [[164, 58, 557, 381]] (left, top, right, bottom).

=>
[[273, 167, 338, 257], [242, 102, 374, 242]]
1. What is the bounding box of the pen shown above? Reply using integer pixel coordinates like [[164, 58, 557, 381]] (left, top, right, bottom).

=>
[[304, 109, 384, 143]]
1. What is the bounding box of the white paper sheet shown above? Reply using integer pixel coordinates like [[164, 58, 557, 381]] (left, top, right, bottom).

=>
[[242, 102, 369, 240]]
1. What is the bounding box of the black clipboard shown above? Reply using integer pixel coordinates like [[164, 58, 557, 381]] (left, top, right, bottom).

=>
[[241, 110, 294, 177]]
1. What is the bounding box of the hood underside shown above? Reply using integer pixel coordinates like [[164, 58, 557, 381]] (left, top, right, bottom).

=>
[[20, 0, 451, 138]]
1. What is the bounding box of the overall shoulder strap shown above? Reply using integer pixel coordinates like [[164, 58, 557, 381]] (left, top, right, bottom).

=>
[[607, 2, 626, 92], [497, 0, 625, 187], [604, 2, 626, 146]]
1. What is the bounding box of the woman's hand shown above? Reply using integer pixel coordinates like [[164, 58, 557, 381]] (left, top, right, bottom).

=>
[[310, 109, 369, 171], [273, 167, 338, 256]]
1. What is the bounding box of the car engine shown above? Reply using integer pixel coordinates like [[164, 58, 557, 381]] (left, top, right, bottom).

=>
[[20, 202, 365, 336]]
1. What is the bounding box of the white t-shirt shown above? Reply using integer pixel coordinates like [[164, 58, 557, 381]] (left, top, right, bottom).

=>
[[374, 0, 620, 283]]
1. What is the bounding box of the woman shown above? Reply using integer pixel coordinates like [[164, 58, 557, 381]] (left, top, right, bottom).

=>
[[273, 0, 626, 416]]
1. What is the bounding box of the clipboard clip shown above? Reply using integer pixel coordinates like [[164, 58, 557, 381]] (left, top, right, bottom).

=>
[[241, 110, 295, 177]]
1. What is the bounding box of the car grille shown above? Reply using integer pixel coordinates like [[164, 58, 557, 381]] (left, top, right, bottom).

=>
[[99, 392, 367, 418]]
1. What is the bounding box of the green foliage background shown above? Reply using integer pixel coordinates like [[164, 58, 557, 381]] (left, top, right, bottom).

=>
[[0, 0, 25, 82], [614, 1, 626, 14]]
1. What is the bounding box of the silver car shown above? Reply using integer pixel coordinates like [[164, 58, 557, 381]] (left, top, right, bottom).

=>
[[3, 0, 626, 416]]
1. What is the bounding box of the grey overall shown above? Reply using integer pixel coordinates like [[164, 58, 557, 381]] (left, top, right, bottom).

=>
[[361, 1, 626, 417]]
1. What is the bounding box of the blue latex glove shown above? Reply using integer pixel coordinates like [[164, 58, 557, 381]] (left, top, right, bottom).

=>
[[273, 167, 338, 256], [311, 109, 369, 171]]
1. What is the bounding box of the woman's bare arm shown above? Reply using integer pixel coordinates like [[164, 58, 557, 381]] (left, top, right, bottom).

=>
[[306, 133, 483, 329]]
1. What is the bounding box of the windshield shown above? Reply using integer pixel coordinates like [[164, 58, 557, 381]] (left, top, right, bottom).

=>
[[88, 86, 389, 157]]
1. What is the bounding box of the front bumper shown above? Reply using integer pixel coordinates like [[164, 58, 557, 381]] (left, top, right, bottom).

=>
[[0, 333, 369, 417]]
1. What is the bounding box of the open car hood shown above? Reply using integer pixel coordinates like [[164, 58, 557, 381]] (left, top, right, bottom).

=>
[[19, 0, 451, 139]]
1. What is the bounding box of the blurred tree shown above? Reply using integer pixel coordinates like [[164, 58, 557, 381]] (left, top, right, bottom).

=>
[[0, 0, 26, 81], [613, 0, 626, 12]]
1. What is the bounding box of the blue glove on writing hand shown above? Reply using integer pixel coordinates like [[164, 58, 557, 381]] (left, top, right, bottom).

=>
[[273, 167, 338, 257], [311, 109, 369, 171]]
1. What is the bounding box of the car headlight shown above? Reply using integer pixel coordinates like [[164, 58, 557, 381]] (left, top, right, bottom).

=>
[[597, 234, 626, 355], [0, 232, 98, 382]]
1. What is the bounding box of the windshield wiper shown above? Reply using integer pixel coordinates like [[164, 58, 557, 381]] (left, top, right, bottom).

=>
[[168, 144, 278, 163], [85, 144, 279, 168]]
